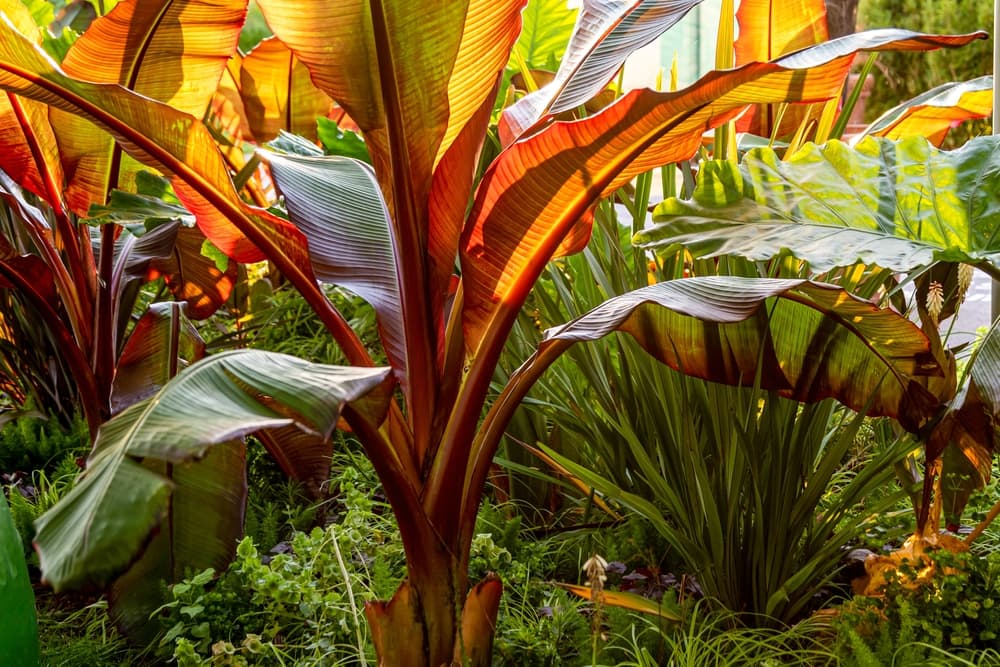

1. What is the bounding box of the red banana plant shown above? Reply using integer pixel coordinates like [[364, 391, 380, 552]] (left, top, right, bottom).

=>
[[0, 0, 985, 663], [0, 0, 237, 434]]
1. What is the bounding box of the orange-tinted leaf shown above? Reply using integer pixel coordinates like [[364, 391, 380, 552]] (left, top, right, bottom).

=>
[[735, 0, 828, 63], [734, 0, 829, 137], [0, 17, 297, 262], [254, 426, 334, 495], [52, 0, 247, 214], [257, 0, 464, 187], [520, 441, 621, 518], [457, 575, 503, 665], [260, 0, 523, 443], [460, 30, 987, 358], [124, 222, 237, 320], [0, 17, 373, 367], [0, 0, 64, 207], [437, 0, 524, 165], [209, 53, 252, 146], [240, 37, 334, 142], [558, 583, 682, 620], [427, 0, 524, 328], [859, 75, 992, 146]]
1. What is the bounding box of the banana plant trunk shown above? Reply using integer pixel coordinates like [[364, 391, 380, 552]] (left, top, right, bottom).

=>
[[364, 528, 501, 665]]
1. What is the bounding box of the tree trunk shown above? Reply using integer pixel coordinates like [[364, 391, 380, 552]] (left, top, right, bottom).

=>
[[825, 0, 860, 38], [366, 569, 502, 666]]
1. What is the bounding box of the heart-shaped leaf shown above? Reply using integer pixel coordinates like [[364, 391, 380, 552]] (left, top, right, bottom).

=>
[[639, 135, 1000, 275]]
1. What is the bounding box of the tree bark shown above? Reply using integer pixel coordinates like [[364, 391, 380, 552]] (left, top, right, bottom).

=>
[[825, 0, 860, 38]]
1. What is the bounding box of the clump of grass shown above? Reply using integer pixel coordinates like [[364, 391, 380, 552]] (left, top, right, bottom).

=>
[[611, 600, 839, 667], [36, 596, 147, 667]]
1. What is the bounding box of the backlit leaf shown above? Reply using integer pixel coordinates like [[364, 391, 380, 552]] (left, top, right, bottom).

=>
[[640, 135, 1000, 273], [733, 0, 829, 137], [500, 0, 704, 144], [118, 221, 237, 320], [240, 37, 334, 142], [938, 323, 1000, 522], [558, 582, 682, 620], [463, 31, 987, 359], [511, 0, 578, 69], [0, 16, 309, 264], [52, 0, 248, 214], [533, 276, 940, 430], [858, 75, 992, 146], [0, 0, 63, 207]]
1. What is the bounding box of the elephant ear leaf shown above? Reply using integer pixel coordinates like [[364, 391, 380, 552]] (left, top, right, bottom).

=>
[[639, 135, 1000, 276], [34, 350, 393, 592], [510, 0, 578, 69]]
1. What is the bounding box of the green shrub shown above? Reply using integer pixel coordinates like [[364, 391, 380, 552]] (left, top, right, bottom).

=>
[[157, 462, 405, 665], [859, 0, 992, 144], [0, 414, 88, 473], [4, 452, 81, 561], [835, 548, 1000, 664]]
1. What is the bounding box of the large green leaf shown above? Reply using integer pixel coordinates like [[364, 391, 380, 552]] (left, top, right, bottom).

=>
[[499, 0, 704, 143], [639, 135, 1000, 276], [34, 350, 392, 591], [105, 301, 223, 642], [108, 441, 246, 642], [510, 0, 578, 69], [0, 492, 39, 667]]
